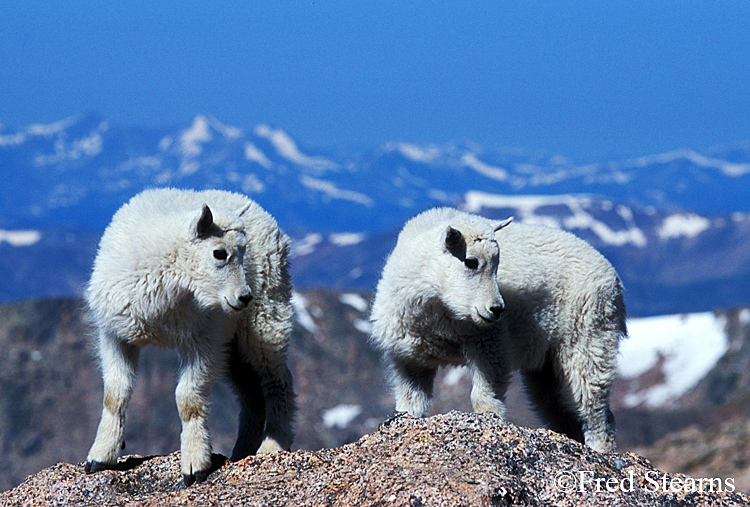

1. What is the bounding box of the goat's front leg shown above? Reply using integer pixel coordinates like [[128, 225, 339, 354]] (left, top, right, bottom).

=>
[[464, 341, 511, 419], [175, 350, 217, 486], [86, 333, 139, 472]]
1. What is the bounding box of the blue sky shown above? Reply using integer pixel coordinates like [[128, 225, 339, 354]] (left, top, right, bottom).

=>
[[1, 1, 748, 162]]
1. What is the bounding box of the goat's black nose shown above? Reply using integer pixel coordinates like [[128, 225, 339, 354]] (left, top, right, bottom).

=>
[[489, 305, 505, 319], [238, 293, 253, 307]]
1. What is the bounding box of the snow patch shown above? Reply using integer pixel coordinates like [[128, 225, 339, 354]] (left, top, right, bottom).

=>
[[158, 136, 173, 151], [392, 143, 444, 164], [616, 205, 633, 221], [322, 404, 362, 429], [180, 116, 212, 157], [301, 176, 374, 207], [291, 233, 323, 257], [0, 131, 26, 147], [117, 156, 162, 176], [291, 291, 318, 334], [464, 192, 569, 216], [443, 366, 469, 386], [329, 232, 366, 247], [658, 214, 711, 240], [353, 319, 373, 334], [179, 161, 200, 176], [33, 127, 106, 166], [618, 312, 728, 408], [207, 116, 242, 140], [739, 309, 750, 327], [462, 192, 647, 247], [627, 149, 750, 177], [27, 116, 78, 137], [241, 173, 266, 194], [77, 131, 104, 156], [461, 153, 508, 181], [255, 125, 338, 170], [339, 293, 369, 313], [244, 142, 273, 169], [178, 115, 241, 159], [428, 189, 453, 203], [0, 230, 42, 247]]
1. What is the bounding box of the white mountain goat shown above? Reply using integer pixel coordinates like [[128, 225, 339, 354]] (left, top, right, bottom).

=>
[[84, 188, 295, 485], [370, 207, 626, 452]]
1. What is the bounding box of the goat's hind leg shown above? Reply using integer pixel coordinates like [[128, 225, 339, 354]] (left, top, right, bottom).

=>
[[86, 333, 140, 473], [389, 355, 438, 418], [257, 365, 295, 453], [227, 339, 266, 460], [521, 358, 585, 444], [521, 352, 616, 453]]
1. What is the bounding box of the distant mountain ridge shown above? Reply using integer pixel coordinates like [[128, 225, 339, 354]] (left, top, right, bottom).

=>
[[2, 114, 750, 315], [2, 113, 750, 231]]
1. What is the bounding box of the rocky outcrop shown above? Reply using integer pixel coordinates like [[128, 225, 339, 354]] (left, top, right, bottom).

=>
[[634, 417, 750, 494], [3, 412, 747, 507]]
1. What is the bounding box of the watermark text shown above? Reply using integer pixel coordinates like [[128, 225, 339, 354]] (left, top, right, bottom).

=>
[[554, 470, 735, 494]]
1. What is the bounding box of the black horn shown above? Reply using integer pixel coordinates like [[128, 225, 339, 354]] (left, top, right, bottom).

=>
[[445, 226, 463, 250], [195, 205, 213, 239]]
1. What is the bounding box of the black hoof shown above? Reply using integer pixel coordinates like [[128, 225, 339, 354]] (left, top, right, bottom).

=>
[[84, 460, 113, 474], [379, 411, 408, 430], [183, 469, 209, 487], [183, 454, 226, 486]]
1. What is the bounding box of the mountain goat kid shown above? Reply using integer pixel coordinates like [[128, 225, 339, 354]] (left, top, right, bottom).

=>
[[84, 188, 295, 485], [370, 207, 626, 453]]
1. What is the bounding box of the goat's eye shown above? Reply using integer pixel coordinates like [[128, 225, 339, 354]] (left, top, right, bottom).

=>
[[465, 257, 479, 270], [213, 249, 228, 261]]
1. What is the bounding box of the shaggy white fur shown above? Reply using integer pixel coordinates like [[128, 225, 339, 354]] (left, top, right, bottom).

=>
[[370, 207, 625, 453], [85, 188, 295, 485]]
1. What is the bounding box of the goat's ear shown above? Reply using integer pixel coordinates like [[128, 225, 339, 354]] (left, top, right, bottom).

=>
[[191, 204, 213, 239], [235, 202, 252, 218], [445, 226, 463, 251], [494, 217, 514, 232]]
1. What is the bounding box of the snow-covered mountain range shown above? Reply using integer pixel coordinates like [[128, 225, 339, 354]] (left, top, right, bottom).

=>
[[2, 114, 750, 315], [3, 113, 750, 230]]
